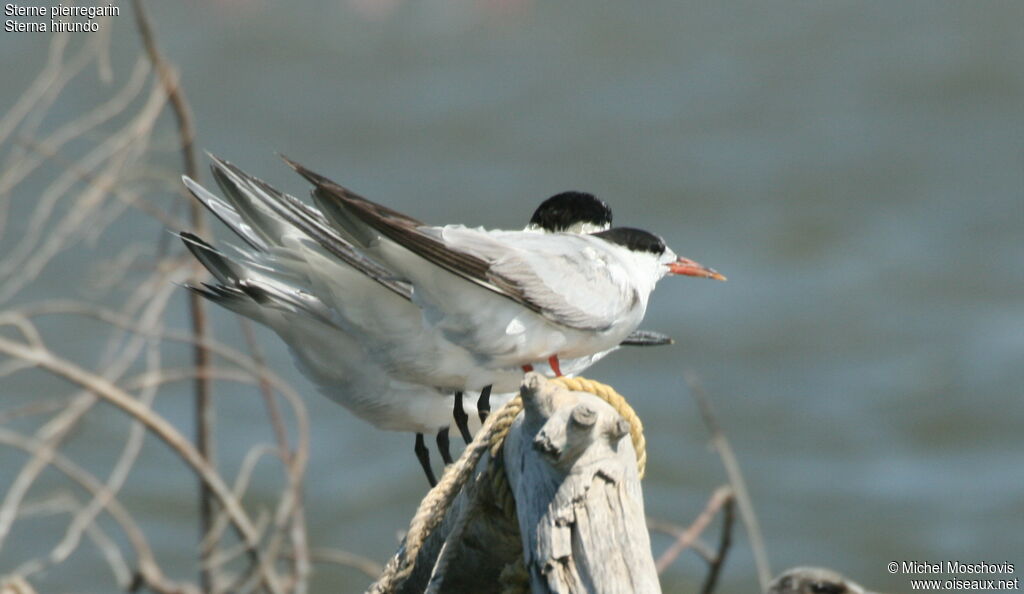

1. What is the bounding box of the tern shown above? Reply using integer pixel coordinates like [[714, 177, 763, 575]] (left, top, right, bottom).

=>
[[179, 156, 675, 484], [182, 231, 501, 485], [186, 158, 667, 394], [285, 157, 725, 375]]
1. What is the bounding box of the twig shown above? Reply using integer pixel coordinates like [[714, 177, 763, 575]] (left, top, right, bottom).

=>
[[131, 0, 198, 181], [15, 134, 185, 230], [305, 548, 384, 580], [4, 299, 313, 561], [655, 485, 734, 573], [0, 265, 181, 554], [0, 79, 169, 304], [0, 33, 70, 149], [686, 372, 772, 590], [0, 336, 286, 594], [241, 310, 311, 593], [47, 328, 165, 576], [1, 56, 150, 198], [12, 493, 132, 587], [0, 428, 186, 593], [0, 16, 309, 593], [131, 1, 216, 591], [647, 519, 716, 562], [0, 399, 69, 422], [202, 445, 278, 554], [240, 319, 291, 462], [700, 493, 735, 594]]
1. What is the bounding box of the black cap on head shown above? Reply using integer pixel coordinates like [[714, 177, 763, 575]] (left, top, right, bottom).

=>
[[529, 191, 612, 232], [592, 227, 666, 255]]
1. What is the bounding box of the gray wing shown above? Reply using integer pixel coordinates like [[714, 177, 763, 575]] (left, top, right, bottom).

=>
[[301, 163, 627, 330], [459, 230, 639, 330], [186, 155, 413, 301]]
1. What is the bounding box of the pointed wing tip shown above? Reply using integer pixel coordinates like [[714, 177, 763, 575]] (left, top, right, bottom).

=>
[[207, 154, 240, 177], [205, 151, 228, 166], [181, 174, 203, 192], [177, 230, 205, 244], [279, 154, 324, 186], [278, 153, 300, 170], [204, 152, 235, 178]]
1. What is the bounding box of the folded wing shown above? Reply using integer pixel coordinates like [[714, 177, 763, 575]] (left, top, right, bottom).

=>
[[297, 161, 634, 331]]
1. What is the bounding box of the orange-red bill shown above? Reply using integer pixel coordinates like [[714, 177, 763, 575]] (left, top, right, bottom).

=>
[[667, 257, 727, 281]]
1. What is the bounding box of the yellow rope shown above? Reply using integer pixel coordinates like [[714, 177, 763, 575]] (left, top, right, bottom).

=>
[[486, 377, 646, 477], [548, 376, 647, 478]]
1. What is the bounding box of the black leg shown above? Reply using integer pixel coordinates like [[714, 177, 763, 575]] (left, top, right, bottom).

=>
[[452, 391, 472, 444], [477, 384, 492, 423], [436, 429, 453, 465], [414, 433, 437, 487]]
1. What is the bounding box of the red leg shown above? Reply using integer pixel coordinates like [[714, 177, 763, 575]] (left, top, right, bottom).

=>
[[548, 355, 563, 377], [522, 364, 534, 373]]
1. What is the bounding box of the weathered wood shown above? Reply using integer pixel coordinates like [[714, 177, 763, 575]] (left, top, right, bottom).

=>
[[388, 374, 659, 593], [506, 374, 660, 593]]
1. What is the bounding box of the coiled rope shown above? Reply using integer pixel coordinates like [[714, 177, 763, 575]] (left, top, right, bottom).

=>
[[369, 376, 646, 594]]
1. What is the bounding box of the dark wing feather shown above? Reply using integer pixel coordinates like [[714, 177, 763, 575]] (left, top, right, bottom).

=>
[[280, 155, 425, 227], [206, 155, 413, 301], [305, 174, 552, 319]]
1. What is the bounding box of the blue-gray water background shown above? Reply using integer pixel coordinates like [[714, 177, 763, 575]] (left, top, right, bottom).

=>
[[2, 1, 1022, 591]]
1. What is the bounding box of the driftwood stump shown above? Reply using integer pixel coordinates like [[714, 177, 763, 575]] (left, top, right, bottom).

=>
[[390, 373, 660, 593]]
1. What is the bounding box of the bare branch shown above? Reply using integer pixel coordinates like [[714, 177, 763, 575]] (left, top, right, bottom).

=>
[[0, 336, 285, 594], [130, 4, 216, 590], [12, 493, 132, 588], [700, 492, 735, 594], [687, 372, 772, 590], [0, 428, 187, 594], [307, 548, 384, 579], [0, 80, 169, 304], [655, 485, 734, 573]]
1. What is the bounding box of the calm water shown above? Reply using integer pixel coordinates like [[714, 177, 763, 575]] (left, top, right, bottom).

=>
[[2, 1, 1022, 592]]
